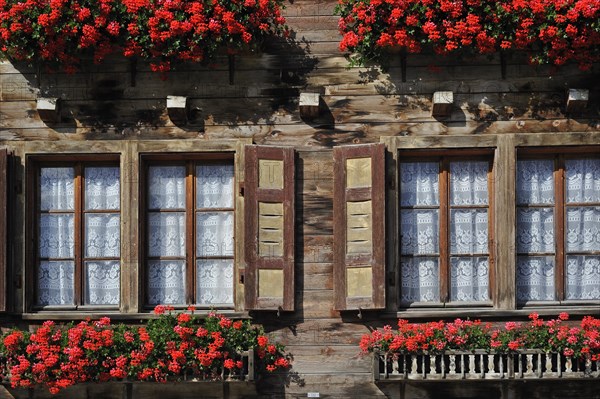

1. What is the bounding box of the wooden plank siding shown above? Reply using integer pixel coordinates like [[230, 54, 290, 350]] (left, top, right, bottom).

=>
[[1, 0, 600, 397]]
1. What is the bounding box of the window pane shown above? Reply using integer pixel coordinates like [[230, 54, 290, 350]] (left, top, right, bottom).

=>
[[516, 159, 554, 205], [566, 159, 600, 204], [450, 257, 489, 302], [148, 212, 186, 257], [196, 259, 234, 305], [450, 210, 488, 255], [84, 261, 120, 305], [85, 214, 120, 258], [37, 261, 74, 305], [39, 214, 74, 258], [516, 208, 554, 253], [400, 210, 439, 255], [147, 260, 186, 305], [450, 161, 488, 206], [196, 164, 234, 209], [566, 207, 600, 252], [196, 212, 234, 257], [40, 167, 74, 211], [148, 166, 186, 209], [566, 255, 600, 300], [85, 167, 120, 210], [400, 257, 439, 302], [400, 162, 439, 207], [516, 256, 555, 302]]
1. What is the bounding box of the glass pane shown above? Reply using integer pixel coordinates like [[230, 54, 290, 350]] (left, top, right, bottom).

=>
[[450, 209, 488, 255], [37, 261, 74, 305], [400, 257, 440, 303], [450, 257, 489, 302], [39, 214, 74, 258], [516, 256, 555, 302], [516, 159, 554, 205], [565, 159, 600, 204], [196, 212, 234, 257], [450, 161, 489, 206], [40, 167, 74, 211], [147, 260, 185, 305], [399, 162, 439, 207], [85, 167, 120, 210], [565, 255, 600, 300], [400, 209, 439, 255], [147, 166, 186, 209], [84, 261, 120, 305], [85, 214, 120, 258], [196, 164, 234, 209], [196, 259, 234, 305], [148, 212, 186, 257], [516, 208, 554, 254], [566, 207, 600, 253]]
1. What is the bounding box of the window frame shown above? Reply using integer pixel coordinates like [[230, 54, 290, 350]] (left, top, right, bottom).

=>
[[397, 149, 495, 307], [27, 154, 121, 311], [140, 152, 236, 310], [516, 147, 600, 305]]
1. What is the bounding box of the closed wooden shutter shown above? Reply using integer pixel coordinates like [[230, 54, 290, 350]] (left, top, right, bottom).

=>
[[333, 144, 385, 310], [0, 149, 7, 312], [244, 146, 295, 311]]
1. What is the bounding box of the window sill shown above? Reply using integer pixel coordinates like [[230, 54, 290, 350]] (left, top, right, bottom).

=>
[[20, 310, 250, 321]]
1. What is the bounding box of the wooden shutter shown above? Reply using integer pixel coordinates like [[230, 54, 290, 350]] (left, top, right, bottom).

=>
[[0, 149, 7, 312], [333, 144, 385, 310], [244, 146, 295, 311]]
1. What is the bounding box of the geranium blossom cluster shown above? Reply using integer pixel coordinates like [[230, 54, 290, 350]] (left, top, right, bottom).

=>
[[336, 0, 600, 70], [359, 313, 600, 360], [0, 0, 288, 74], [0, 306, 290, 394]]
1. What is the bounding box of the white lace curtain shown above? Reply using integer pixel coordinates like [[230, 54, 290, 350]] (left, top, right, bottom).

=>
[[517, 159, 600, 301], [38, 167, 120, 306], [399, 161, 489, 303], [146, 164, 234, 306]]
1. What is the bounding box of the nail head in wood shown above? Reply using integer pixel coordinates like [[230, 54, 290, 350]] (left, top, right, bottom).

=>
[[566, 89, 589, 113], [432, 91, 454, 117], [36, 97, 61, 123], [167, 95, 189, 124], [299, 92, 322, 119]]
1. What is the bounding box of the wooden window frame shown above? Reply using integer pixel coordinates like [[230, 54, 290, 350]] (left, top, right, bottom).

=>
[[516, 147, 600, 305], [28, 154, 120, 311], [0, 149, 7, 312], [140, 152, 236, 310], [397, 149, 495, 307]]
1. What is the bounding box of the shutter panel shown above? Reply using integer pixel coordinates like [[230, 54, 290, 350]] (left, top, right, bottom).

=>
[[333, 144, 385, 310], [0, 149, 7, 312], [245, 145, 295, 311]]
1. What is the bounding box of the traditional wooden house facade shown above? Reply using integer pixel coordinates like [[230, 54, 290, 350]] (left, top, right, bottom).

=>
[[1, 0, 599, 398]]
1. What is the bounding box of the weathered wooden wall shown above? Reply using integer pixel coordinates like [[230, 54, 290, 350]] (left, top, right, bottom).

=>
[[1, 0, 600, 398]]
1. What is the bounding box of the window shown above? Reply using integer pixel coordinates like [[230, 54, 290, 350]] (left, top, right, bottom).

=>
[[143, 156, 235, 307], [516, 153, 600, 303], [398, 152, 493, 305], [34, 161, 120, 307]]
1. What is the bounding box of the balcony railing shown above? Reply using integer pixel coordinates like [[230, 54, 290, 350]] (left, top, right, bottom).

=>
[[374, 351, 600, 381]]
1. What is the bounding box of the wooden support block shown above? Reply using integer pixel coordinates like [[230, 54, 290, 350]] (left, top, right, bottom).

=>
[[566, 89, 589, 113], [432, 91, 454, 117], [166, 95, 189, 124], [36, 97, 61, 123], [299, 92, 321, 119]]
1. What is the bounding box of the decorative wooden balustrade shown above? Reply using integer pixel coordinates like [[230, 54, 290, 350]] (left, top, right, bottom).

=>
[[374, 351, 600, 381]]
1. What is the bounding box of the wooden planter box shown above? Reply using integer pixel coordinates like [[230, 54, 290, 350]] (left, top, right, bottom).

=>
[[374, 350, 600, 381]]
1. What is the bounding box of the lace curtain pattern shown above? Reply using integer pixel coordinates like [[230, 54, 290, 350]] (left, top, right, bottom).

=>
[[37, 166, 120, 306], [146, 164, 234, 305], [517, 158, 600, 301]]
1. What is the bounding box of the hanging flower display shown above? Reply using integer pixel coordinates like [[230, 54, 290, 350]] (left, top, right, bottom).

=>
[[335, 0, 600, 70], [0, 0, 288, 74]]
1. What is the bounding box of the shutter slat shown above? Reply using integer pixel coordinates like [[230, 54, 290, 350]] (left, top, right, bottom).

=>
[[334, 144, 385, 310], [244, 145, 295, 311]]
